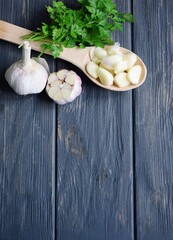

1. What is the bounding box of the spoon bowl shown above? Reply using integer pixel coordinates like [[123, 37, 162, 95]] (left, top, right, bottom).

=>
[[0, 20, 147, 91]]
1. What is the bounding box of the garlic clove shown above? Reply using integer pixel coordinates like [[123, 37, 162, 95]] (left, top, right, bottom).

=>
[[48, 86, 60, 97], [86, 61, 99, 79], [101, 54, 124, 70], [54, 90, 67, 105], [63, 82, 72, 90], [48, 72, 58, 84], [114, 60, 128, 74], [46, 69, 82, 105], [65, 73, 76, 85], [51, 80, 62, 87], [99, 63, 115, 76], [33, 57, 50, 74], [89, 48, 95, 60], [123, 52, 137, 69], [114, 72, 131, 88], [97, 67, 113, 86], [93, 57, 101, 64], [57, 69, 69, 80], [62, 88, 71, 99], [107, 43, 121, 55], [127, 65, 142, 84], [94, 47, 107, 60]]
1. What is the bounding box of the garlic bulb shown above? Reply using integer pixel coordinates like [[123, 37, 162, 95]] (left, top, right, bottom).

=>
[[5, 41, 49, 95], [46, 69, 82, 105]]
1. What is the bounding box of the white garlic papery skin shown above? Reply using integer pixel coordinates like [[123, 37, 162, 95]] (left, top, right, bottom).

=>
[[46, 70, 82, 105], [5, 41, 48, 95]]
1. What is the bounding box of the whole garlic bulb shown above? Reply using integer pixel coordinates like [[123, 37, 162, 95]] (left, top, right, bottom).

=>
[[5, 41, 49, 95], [46, 69, 82, 105]]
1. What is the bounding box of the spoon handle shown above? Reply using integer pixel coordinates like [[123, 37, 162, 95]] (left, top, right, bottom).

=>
[[0, 20, 90, 69], [0, 20, 48, 53]]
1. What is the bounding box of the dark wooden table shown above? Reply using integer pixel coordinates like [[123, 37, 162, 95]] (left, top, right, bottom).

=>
[[0, 0, 173, 239]]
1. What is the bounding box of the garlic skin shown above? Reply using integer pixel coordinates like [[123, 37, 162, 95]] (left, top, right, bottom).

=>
[[5, 41, 48, 95], [46, 70, 82, 105], [33, 57, 50, 74]]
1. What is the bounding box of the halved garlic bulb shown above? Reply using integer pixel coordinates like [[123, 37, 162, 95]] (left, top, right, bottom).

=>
[[46, 69, 82, 105]]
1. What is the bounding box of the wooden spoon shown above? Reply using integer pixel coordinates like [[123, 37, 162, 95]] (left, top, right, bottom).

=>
[[0, 20, 147, 91]]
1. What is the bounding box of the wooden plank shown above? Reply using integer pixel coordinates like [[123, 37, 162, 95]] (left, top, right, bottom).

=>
[[56, 1, 134, 240], [0, 1, 56, 239], [133, 0, 173, 239]]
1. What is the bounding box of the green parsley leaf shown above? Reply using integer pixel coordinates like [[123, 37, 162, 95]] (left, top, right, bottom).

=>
[[22, 0, 134, 58]]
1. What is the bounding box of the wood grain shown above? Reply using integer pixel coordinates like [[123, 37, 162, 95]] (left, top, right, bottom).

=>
[[133, 0, 173, 239], [3, 0, 173, 239], [0, 0, 56, 239], [56, 1, 134, 240]]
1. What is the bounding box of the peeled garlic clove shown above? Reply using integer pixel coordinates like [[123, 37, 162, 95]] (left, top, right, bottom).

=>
[[114, 72, 131, 88], [5, 41, 48, 95], [127, 65, 142, 84], [94, 47, 107, 60], [114, 60, 128, 74], [99, 63, 115, 75], [124, 52, 137, 69], [86, 61, 99, 78], [46, 69, 82, 105], [107, 42, 121, 55], [101, 54, 124, 70], [93, 57, 101, 64], [107, 48, 122, 56], [89, 48, 95, 60], [97, 68, 113, 86]]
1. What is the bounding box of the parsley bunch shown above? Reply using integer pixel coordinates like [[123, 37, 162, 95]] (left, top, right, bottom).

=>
[[24, 0, 134, 58]]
